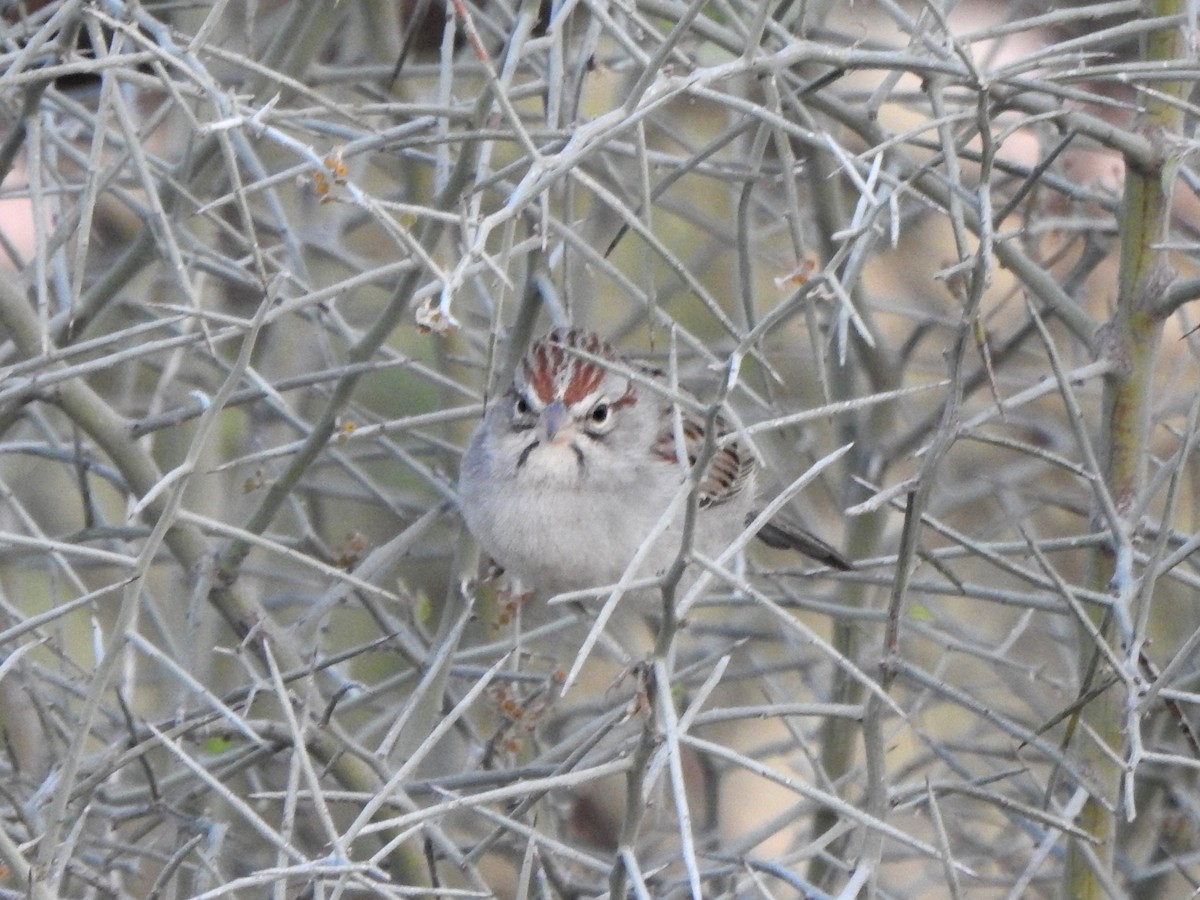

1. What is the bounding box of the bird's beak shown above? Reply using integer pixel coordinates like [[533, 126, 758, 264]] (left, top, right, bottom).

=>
[[543, 399, 568, 441]]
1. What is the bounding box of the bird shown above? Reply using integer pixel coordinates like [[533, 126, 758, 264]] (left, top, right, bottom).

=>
[[457, 327, 851, 612]]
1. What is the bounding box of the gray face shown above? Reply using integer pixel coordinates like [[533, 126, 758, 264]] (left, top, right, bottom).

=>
[[492, 329, 646, 486]]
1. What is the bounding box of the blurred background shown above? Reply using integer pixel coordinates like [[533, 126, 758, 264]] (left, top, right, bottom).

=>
[[0, 0, 1197, 897]]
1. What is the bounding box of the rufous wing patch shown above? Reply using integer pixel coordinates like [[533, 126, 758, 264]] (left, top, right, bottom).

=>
[[653, 412, 755, 508]]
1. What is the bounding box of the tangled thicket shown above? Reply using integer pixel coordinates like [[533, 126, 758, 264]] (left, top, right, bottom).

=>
[[0, 1, 1198, 898]]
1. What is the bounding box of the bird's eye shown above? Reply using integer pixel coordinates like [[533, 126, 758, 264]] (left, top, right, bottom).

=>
[[589, 402, 610, 425], [514, 395, 530, 416]]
